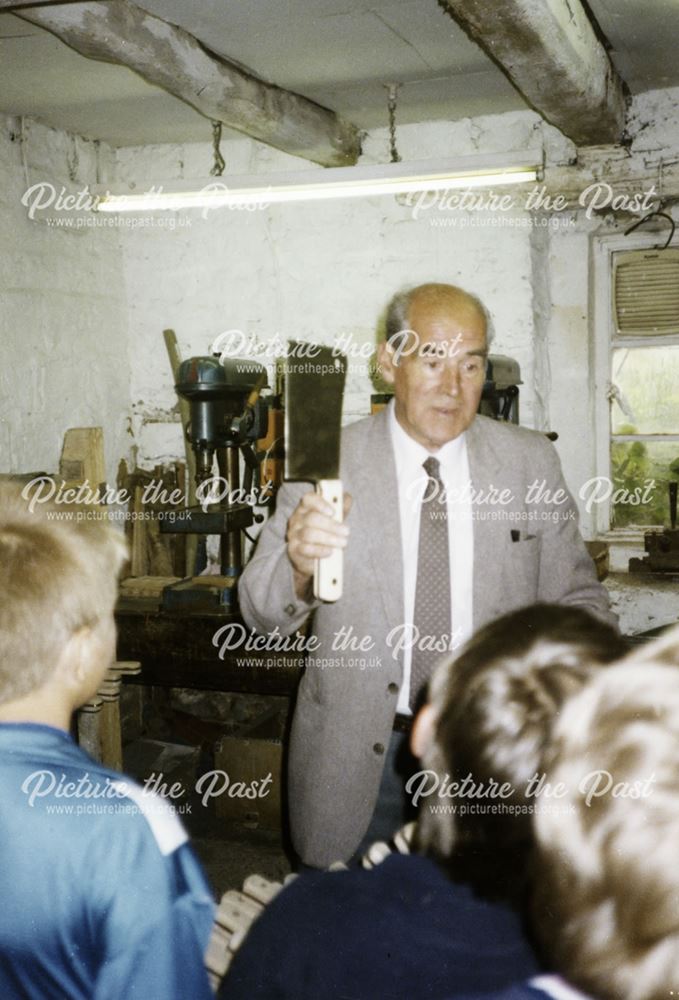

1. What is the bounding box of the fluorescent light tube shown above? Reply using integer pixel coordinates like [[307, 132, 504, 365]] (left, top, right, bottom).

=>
[[94, 151, 543, 213]]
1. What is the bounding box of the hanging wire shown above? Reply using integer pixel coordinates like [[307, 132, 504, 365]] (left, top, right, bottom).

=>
[[210, 120, 226, 176], [624, 210, 675, 250], [384, 83, 401, 163]]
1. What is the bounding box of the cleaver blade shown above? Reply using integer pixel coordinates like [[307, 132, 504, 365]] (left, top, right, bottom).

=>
[[284, 343, 347, 602]]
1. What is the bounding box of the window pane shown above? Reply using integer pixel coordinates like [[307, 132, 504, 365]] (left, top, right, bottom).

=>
[[611, 346, 679, 434], [609, 439, 679, 528]]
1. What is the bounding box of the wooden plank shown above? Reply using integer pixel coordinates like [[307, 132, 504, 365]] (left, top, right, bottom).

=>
[[77, 663, 140, 767], [541, 145, 679, 206], [76, 703, 104, 761], [0, 0, 82, 6], [99, 698, 123, 770], [120, 576, 180, 598], [439, 0, 626, 145], [164, 329, 197, 576], [401, 142, 679, 211], [130, 486, 148, 577], [59, 427, 105, 489], [18, 1, 361, 166], [206, 876, 284, 987]]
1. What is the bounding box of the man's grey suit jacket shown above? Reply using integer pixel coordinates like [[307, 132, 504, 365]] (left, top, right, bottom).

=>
[[238, 409, 615, 868]]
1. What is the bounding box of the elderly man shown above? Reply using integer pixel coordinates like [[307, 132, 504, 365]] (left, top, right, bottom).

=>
[[239, 282, 615, 869]]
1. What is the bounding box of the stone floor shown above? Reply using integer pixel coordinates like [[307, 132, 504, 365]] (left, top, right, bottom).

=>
[[191, 827, 292, 897]]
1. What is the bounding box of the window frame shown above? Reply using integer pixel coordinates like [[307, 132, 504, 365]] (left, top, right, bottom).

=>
[[592, 232, 679, 539]]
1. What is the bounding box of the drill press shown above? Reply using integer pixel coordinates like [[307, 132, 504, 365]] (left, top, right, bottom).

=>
[[160, 355, 270, 611]]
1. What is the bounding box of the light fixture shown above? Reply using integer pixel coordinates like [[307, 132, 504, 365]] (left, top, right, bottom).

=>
[[94, 150, 543, 213]]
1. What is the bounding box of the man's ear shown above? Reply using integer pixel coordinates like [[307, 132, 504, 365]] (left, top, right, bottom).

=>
[[411, 702, 438, 759], [376, 340, 396, 386]]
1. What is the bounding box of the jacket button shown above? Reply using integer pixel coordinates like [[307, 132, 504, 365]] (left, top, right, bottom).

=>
[[284, 604, 295, 615], [387, 683, 398, 694], [373, 743, 385, 755]]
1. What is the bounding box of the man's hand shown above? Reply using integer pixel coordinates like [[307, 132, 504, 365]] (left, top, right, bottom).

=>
[[286, 491, 352, 599]]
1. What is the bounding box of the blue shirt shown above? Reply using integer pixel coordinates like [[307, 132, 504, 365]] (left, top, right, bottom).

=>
[[0, 722, 215, 999]]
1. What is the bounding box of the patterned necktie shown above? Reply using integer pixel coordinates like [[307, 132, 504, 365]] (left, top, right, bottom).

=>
[[409, 456, 451, 711]]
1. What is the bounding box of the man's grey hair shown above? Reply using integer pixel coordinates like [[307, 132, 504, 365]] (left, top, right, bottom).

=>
[[384, 284, 495, 345]]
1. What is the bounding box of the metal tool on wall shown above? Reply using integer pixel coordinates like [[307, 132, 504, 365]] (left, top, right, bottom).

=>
[[284, 344, 347, 601]]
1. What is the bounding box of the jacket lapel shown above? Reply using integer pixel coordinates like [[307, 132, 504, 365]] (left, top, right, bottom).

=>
[[347, 408, 404, 634], [466, 417, 502, 629]]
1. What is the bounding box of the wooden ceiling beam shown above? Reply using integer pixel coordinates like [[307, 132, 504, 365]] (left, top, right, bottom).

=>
[[439, 0, 627, 145], [0, 1, 85, 7], [16, 1, 361, 165]]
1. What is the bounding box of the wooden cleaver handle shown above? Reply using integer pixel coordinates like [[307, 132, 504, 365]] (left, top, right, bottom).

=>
[[314, 479, 343, 602]]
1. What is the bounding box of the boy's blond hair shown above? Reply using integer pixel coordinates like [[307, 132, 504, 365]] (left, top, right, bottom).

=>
[[0, 483, 127, 703], [533, 635, 679, 1000]]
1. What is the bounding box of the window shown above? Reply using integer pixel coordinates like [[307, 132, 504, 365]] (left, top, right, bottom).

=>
[[593, 238, 679, 535]]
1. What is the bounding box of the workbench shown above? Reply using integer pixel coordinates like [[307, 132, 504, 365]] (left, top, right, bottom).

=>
[[115, 598, 303, 694], [115, 584, 673, 694]]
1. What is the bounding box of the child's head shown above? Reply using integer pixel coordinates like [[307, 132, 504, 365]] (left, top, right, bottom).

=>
[[412, 604, 627, 867], [532, 639, 679, 1000], [0, 483, 127, 709]]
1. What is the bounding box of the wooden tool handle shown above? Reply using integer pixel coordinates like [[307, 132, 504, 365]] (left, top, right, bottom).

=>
[[314, 479, 343, 602]]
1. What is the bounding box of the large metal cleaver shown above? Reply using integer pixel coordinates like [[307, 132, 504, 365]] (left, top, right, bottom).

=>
[[284, 344, 347, 601]]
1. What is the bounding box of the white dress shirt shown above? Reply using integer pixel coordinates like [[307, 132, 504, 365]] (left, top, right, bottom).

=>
[[530, 976, 592, 1000], [388, 401, 474, 714]]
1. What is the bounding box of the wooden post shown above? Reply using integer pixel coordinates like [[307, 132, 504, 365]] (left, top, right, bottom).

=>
[[163, 329, 198, 577], [76, 661, 141, 769]]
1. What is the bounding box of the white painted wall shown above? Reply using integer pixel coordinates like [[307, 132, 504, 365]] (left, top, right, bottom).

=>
[[0, 114, 130, 487], [4, 86, 679, 550], [544, 87, 679, 536], [117, 110, 574, 470]]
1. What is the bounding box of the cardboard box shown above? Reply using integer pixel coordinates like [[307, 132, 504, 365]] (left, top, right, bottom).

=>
[[214, 706, 286, 830]]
